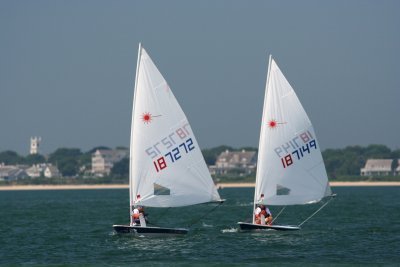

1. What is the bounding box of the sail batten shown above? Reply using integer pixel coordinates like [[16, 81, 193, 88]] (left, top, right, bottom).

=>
[[255, 57, 331, 206]]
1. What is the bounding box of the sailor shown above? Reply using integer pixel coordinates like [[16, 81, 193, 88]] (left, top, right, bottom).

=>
[[260, 205, 273, 225], [137, 206, 148, 223], [254, 206, 262, 224], [132, 208, 140, 225]]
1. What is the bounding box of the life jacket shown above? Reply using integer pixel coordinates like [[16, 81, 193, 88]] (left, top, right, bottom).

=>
[[260, 210, 267, 217]]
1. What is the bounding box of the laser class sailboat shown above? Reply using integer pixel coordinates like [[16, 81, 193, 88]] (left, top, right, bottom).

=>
[[113, 44, 223, 236], [238, 56, 335, 231]]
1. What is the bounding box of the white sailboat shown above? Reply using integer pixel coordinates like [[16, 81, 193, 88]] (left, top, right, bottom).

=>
[[238, 56, 335, 231], [113, 44, 223, 235]]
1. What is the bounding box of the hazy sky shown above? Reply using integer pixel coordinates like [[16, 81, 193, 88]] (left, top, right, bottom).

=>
[[1, 1, 399, 155]]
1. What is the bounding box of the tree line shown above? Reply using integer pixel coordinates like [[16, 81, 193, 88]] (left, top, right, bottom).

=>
[[0, 147, 124, 177], [1, 144, 399, 180], [323, 144, 400, 180]]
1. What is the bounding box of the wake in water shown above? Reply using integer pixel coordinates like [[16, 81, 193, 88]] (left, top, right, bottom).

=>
[[236, 201, 253, 207], [202, 222, 214, 228], [221, 227, 238, 233]]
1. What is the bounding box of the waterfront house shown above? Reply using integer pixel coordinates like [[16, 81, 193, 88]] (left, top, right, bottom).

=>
[[0, 164, 29, 181], [25, 163, 49, 178], [209, 150, 257, 176], [91, 149, 128, 176], [44, 165, 61, 178], [360, 159, 393, 176], [25, 163, 61, 178], [25, 164, 42, 178]]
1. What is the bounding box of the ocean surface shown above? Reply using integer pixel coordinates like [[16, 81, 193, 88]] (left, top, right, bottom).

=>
[[0, 187, 399, 266]]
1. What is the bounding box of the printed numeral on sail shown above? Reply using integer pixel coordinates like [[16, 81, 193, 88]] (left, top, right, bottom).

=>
[[145, 122, 195, 172], [145, 123, 191, 159], [274, 131, 318, 169], [153, 138, 195, 172]]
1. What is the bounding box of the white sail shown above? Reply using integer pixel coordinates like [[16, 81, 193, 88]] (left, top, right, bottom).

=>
[[129, 45, 221, 208], [255, 56, 331, 206]]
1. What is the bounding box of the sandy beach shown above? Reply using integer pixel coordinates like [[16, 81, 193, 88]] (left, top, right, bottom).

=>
[[0, 181, 399, 191]]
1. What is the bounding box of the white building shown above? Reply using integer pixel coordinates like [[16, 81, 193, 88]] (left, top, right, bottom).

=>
[[30, 137, 41, 155], [209, 150, 257, 176], [91, 149, 128, 176], [25, 164, 43, 178], [44, 165, 61, 178], [0, 164, 29, 181], [25, 163, 61, 178], [360, 159, 393, 176]]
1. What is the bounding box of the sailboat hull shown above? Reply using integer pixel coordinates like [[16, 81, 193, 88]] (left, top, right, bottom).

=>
[[113, 225, 188, 236], [237, 222, 300, 231]]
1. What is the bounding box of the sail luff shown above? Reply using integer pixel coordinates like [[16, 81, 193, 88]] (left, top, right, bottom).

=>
[[129, 43, 142, 225], [253, 54, 273, 224]]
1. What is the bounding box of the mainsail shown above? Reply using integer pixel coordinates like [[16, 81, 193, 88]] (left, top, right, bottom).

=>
[[129, 44, 221, 209], [254, 56, 331, 206]]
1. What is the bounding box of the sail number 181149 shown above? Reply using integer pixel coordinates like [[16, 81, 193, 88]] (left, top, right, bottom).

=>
[[281, 139, 317, 168]]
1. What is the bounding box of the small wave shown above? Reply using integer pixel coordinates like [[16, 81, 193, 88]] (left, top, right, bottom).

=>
[[221, 227, 238, 233], [109, 231, 117, 236], [236, 202, 253, 207], [202, 222, 214, 228]]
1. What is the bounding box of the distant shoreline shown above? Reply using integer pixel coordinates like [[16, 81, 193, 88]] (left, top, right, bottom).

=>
[[0, 184, 128, 191], [216, 181, 400, 188], [0, 181, 399, 191]]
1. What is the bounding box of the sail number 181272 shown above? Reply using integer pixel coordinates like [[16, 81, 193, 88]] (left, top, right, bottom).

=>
[[153, 138, 195, 172]]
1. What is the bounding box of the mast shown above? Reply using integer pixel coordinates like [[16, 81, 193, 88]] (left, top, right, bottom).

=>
[[252, 54, 272, 224], [129, 43, 142, 225]]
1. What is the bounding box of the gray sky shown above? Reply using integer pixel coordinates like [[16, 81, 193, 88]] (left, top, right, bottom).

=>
[[1, 0, 399, 155]]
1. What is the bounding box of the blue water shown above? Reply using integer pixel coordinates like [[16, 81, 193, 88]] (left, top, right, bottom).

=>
[[0, 187, 399, 265]]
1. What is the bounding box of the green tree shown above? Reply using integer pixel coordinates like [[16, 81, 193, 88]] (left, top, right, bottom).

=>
[[391, 149, 400, 159], [238, 146, 258, 152], [392, 149, 400, 172], [0, 151, 24, 165], [79, 152, 93, 173], [60, 161, 80, 177], [111, 158, 129, 177], [87, 146, 111, 154], [364, 144, 391, 159], [48, 148, 82, 177], [323, 144, 397, 179], [322, 148, 343, 179], [24, 154, 46, 165]]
